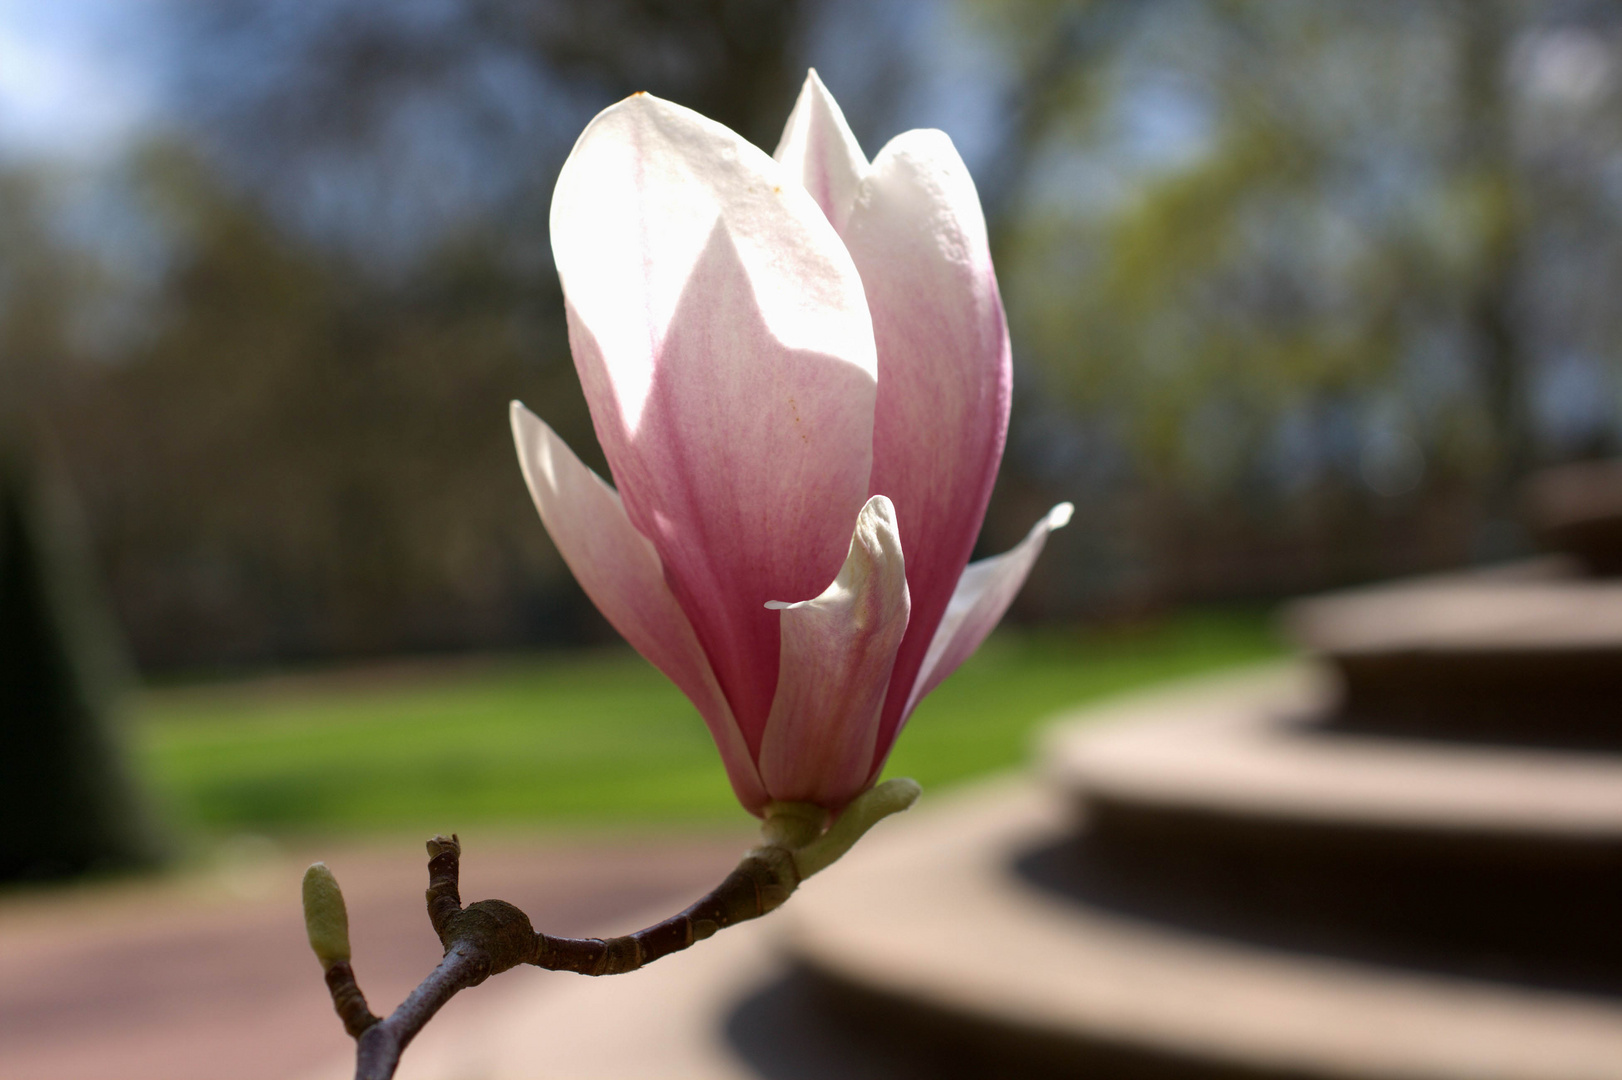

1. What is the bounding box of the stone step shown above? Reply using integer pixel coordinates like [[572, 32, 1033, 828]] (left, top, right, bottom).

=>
[[1280, 562, 1622, 747], [1526, 458, 1622, 577], [1042, 666, 1622, 975], [1044, 665, 1622, 857], [784, 769, 1622, 1080]]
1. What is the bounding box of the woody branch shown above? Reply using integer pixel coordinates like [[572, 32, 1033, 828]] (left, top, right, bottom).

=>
[[302, 779, 919, 1080]]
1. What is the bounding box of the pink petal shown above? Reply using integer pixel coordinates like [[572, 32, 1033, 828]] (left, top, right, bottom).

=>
[[550, 92, 878, 752], [509, 402, 768, 812], [898, 503, 1073, 728], [773, 69, 868, 233], [758, 496, 910, 810], [841, 129, 1014, 759]]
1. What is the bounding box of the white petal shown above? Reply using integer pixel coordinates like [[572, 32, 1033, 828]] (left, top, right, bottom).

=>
[[774, 69, 869, 232], [758, 496, 910, 809], [551, 91, 878, 742]]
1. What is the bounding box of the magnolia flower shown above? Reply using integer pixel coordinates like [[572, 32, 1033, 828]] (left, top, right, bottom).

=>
[[512, 71, 1070, 816]]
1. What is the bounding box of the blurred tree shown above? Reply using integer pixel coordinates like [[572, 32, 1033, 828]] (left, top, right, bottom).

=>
[[29, 0, 1622, 665], [50, 143, 590, 665], [972, 0, 1622, 610]]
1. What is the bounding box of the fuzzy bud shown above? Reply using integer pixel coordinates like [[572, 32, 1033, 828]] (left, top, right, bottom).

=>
[[302, 862, 352, 970]]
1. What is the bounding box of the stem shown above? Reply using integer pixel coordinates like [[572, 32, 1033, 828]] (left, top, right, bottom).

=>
[[533, 846, 797, 975]]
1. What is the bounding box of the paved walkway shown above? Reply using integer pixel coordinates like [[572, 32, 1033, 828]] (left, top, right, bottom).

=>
[[0, 829, 755, 1080]]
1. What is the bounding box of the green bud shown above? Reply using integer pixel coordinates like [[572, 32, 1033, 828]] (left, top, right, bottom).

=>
[[302, 861, 352, 969], [792, 778, 921, 879]]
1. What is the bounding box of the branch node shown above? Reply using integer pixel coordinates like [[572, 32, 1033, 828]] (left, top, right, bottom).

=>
[[441, 898, 540, 982]]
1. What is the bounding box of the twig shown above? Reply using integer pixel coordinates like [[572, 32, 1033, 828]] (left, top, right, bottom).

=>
[[302, 779, 919, 1080], [338, 833, 795, 1080]]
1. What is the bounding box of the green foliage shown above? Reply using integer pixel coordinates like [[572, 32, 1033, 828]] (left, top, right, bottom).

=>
[[983, 0, 1610, 502], [135, 611, 1283, 838]]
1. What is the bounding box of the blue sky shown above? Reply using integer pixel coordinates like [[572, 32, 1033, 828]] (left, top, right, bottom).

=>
[[0, 0, 166, 164], [0, 1, 1014, 168]]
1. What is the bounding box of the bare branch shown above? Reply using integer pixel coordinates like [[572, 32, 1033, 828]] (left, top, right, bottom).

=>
[[305, 780, 921, 1080], [318, 833, 800, 1080]]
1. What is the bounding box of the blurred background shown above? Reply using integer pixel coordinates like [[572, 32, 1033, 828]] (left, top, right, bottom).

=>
[[14, 0, 1622, 668], [2, 1, 1621, 1076]]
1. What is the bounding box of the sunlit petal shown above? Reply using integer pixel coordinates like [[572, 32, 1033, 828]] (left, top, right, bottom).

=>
[[774, 68, 868, 232], [551, 92, 878, 748]]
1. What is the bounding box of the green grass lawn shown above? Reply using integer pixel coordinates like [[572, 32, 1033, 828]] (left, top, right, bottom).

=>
[[135, 610, 1284, 839]]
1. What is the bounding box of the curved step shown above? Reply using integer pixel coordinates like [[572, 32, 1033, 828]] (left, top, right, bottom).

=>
[[785, 771, 1622, 1080], [1281, 563, 1622, 746], [1041, 667, 1622, 973], [1526, 458, 1622, 576], [1043, 665, 1622, 852]]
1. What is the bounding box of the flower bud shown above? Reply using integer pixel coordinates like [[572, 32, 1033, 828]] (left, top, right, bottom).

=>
[[302, 861, 352, 970]]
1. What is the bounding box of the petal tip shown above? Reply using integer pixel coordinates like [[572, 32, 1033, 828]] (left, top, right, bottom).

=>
[[862, 492, 898, 527], [802, 67, 833, 101], [509, 400, 544, 444], [775, 69, 867, 228]]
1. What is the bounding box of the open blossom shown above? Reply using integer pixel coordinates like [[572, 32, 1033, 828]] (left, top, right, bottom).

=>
[[512, 72, 1070, 816]]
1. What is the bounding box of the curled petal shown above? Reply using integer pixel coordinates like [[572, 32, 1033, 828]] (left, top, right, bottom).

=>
[[759, 496, 910, 810], [899, 503, 1074, 729], [844, 129, 1013, 756], [551, 92, 878, 747], [773, 69, 868, 233], [510, 402, 767, 811]]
